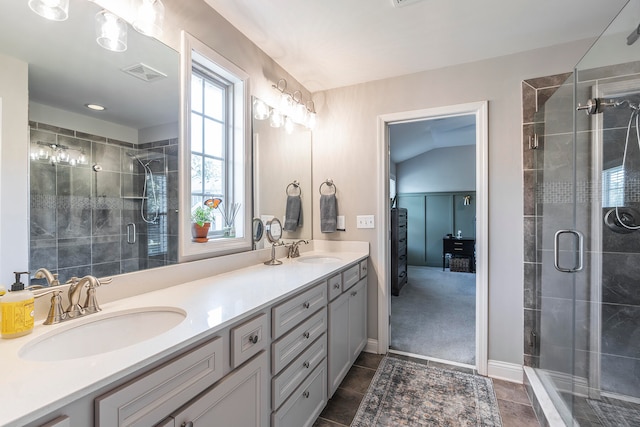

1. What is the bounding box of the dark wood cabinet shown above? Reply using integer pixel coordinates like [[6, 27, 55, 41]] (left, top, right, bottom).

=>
[[442, 237, 475, 272], [391, 208, 408, 296]]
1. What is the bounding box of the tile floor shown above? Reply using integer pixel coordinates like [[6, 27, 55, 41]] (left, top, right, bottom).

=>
[[313, 352, 540, 427]]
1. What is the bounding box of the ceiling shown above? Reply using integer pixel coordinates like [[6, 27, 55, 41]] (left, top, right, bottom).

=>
[[389, 115, 475, 164], [203, 0, 628, 92]]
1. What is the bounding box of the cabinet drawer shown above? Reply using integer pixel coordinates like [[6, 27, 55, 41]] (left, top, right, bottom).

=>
[[272, 307, 327, 374], [327, 273, 342, 301], [272, 334, 327, 409], [359, 259, 368, 279], [231, 313, 268, 368], [342, 264, 360, 292], [95, 336, 223, 427], [40, 416, 70, 427], [273, 282, 327, 338], [272, 362, 327, 427]]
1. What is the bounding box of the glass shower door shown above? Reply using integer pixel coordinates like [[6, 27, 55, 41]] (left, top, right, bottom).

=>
[[534, 0, 640, 424]]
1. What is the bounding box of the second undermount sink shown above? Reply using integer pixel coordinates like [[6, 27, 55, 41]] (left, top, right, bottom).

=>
[[19, 307, 187, 362], [297, 255, 342, 264]]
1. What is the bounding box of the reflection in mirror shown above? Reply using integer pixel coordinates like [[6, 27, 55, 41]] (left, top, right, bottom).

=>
[[252, 97, 312, 247], [252, 218, 264, 249], [0, 1, 180, 284]]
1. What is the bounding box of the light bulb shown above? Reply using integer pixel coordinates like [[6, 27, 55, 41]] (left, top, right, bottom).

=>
[[96, 10, 127, 52], [270, 109, 283, 128], [285, 117, 294, 134], [28, 0, 69, 21], [253, 98, 269, 120], [132, 0, 165, 37]]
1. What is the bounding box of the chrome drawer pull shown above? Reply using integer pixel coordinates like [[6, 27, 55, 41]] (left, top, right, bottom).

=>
[[303, 361, 310, 368], [303, 391, 310, 398], [303, 302, 310, 309], [303, 331, 310, 339], [351, 291, 357, 296], [334, 283, 341, 289], [248, 334, 259, 344]]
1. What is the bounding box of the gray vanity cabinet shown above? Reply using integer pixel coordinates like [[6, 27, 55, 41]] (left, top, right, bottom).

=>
[[165, 350, 269, 427], [327, 264, 368, 397]]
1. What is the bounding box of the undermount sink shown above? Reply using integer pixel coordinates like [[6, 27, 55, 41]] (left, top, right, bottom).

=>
[[19, 307, 187, 362], [297, 255, 342, 264]]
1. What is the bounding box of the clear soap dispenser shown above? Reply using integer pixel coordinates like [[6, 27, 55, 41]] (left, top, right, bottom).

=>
[[0, 271, 35, 338]]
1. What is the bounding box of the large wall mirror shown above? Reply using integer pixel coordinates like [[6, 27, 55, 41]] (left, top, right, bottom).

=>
[[0, 0, 180, 284], [252, 97, 312, 247]]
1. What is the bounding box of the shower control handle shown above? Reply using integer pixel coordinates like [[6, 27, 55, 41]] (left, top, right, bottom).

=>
[[553, 230, 583, 273]]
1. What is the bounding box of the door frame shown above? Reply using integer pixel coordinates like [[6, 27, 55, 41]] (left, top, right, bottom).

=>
[[376, 101, 489, 375]]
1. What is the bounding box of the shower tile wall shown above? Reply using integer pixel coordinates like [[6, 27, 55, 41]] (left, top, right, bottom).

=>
[[523, 65, 640, 401], [29, 122, 178, 283]]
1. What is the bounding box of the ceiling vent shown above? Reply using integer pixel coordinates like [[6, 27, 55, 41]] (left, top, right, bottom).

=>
[[391, 0, 424, 8], [121, 63, 167, 83]]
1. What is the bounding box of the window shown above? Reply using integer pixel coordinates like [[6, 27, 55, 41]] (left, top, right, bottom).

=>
[[602, 165, 624, 208], [179, 32, 251, 261], [190, 67, 230, 236]]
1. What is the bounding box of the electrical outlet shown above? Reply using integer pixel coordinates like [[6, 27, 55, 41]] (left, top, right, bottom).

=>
[[337, 215, 346, 231], [356, 215, 375, 229]]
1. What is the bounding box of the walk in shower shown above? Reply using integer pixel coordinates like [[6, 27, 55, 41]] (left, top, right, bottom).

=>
[[525, 1, 640, 425]]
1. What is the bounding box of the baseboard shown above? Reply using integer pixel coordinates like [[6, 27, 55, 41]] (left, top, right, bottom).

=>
[[364, 338, 379, 354], [487, 360, 523, 383]]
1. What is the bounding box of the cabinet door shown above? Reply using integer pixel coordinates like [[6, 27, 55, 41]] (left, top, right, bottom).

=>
[[348, 279, 367, 361], [170, 351, 269, 427], [327, 291, 349, 397]]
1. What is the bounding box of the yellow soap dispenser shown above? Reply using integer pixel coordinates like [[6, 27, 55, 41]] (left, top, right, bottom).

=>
[[0, 271, 35, 339]]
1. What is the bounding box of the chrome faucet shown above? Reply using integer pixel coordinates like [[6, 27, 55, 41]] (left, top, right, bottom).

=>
[[288, 240, 309, 258]]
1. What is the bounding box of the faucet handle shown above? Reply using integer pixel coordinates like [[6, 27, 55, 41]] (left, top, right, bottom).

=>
[[82, 277, 112, 314], [34, 289, 66, 324]]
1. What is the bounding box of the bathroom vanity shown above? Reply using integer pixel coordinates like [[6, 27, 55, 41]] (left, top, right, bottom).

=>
[[0, 241, 368, 427]]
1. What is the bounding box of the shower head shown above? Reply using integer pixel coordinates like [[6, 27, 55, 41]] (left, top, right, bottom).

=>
[[627, 24, 640, 45]]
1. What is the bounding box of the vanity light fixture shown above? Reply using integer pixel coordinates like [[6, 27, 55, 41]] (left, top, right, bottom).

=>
[[254, 79, 318, 129], [96, 9, 128, 52], [28, 0, 69, 21], [31, 142, 89, 167], [284, 116, 294, 134], [132, 0, 165, 38]]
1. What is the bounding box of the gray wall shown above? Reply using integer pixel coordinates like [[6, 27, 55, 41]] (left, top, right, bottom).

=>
[[311, 39, 596, 366], [397, 145, 475, 193]]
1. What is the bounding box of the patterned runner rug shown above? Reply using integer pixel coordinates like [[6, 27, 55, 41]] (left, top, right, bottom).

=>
[[352, 356, 502, 426]]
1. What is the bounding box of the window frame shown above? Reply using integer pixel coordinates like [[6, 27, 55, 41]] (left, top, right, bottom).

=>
[[179, 32, 252, 261]]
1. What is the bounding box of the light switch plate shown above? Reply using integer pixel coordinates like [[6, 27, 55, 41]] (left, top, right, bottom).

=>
[[337, 215, 345, 231], [356, 215, 375, 229]]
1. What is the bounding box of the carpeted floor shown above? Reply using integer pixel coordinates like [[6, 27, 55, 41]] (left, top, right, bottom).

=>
[[391, 266, 476, 365], [351, 355, 502, 426]]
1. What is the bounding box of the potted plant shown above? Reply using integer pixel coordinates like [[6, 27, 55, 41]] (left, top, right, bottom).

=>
[[191, 205, 213, 242]]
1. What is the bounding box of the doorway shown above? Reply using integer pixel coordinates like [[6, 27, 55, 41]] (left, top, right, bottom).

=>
[[376, 101, 488, 375]]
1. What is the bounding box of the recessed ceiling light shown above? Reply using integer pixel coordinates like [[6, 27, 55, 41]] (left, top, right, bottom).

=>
[[85, 103, 106, 111]]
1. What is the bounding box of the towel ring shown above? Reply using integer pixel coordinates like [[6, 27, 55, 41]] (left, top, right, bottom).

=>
[[319, 179, 337, 195], [286, 181, 302, 197]]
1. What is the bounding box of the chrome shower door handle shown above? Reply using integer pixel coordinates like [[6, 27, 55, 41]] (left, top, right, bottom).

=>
[[553, 230, 584, 272], [127, 223, 136, 244]]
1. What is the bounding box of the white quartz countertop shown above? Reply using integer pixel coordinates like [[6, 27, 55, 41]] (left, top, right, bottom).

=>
[[0, 245, 368, 426]]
